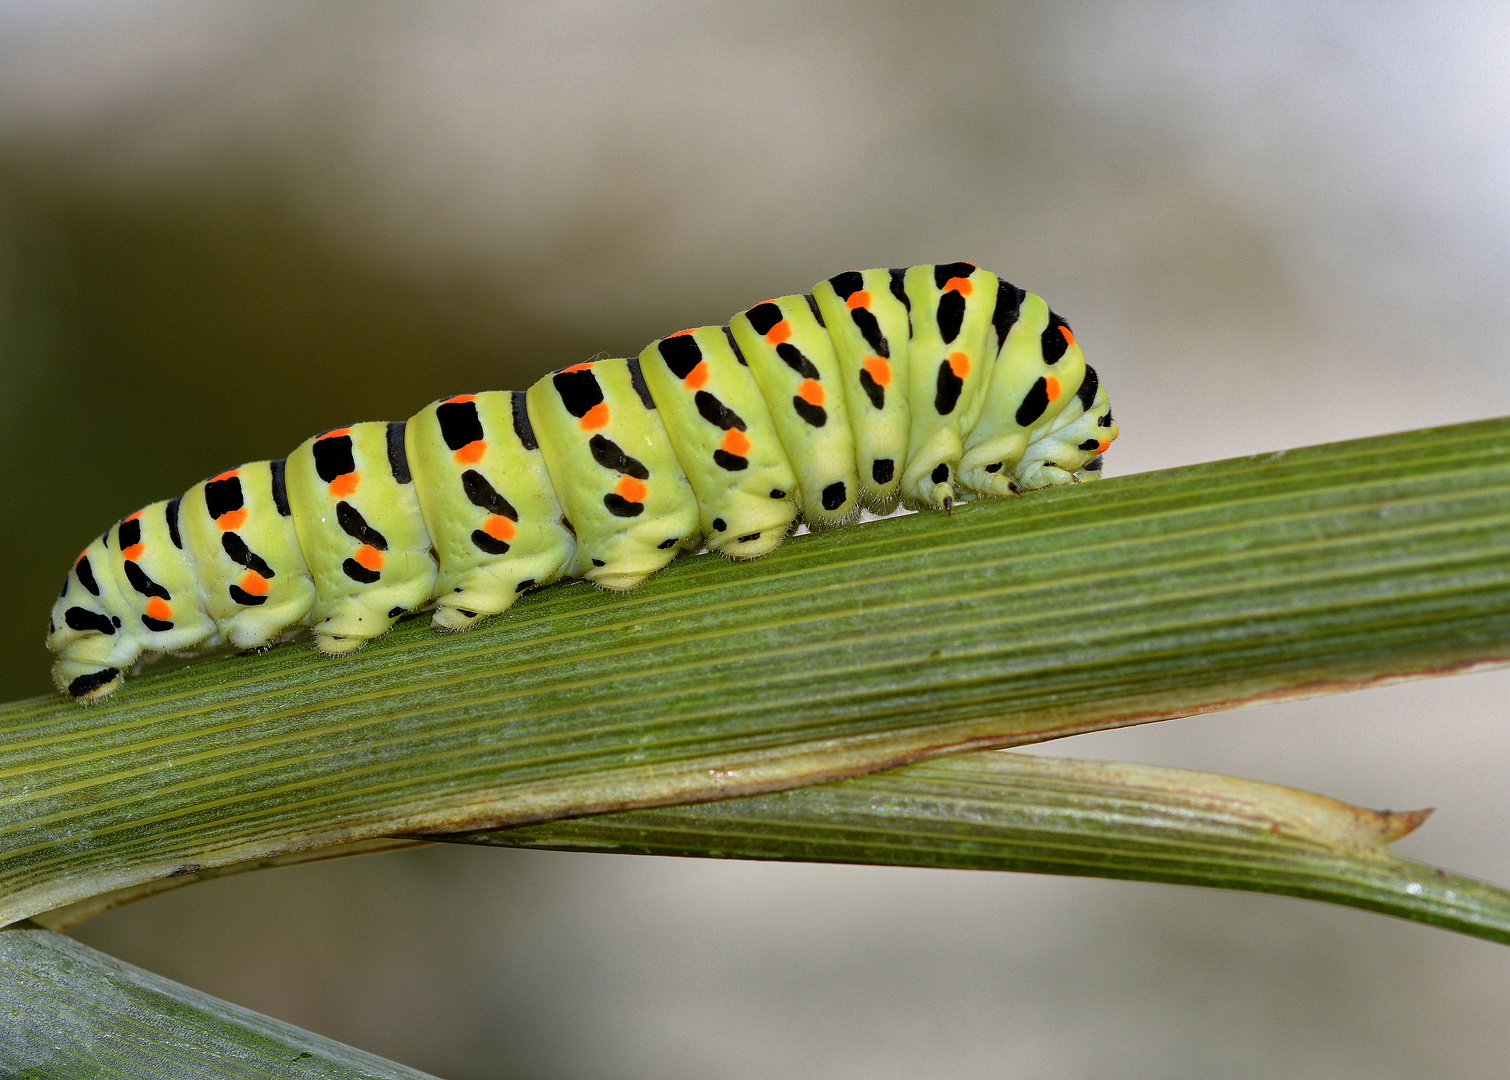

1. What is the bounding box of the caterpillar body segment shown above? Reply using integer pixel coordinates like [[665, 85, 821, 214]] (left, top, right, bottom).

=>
[[639, 327, 799, 559], [729, 294, 859, 528], [406, 391, 574, 632], [47, 262, 1121, 703], [528, 357, 700, 591], [811, 267, 914, 513]]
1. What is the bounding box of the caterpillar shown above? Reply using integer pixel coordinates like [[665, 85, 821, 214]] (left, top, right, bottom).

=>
[[48, 262, 1119, 703]]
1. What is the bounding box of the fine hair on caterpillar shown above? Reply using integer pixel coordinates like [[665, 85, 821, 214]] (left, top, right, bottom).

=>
[[48, 262, 1119, 703]]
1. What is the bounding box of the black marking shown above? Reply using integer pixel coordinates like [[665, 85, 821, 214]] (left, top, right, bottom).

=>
[[471, 530, 511, 555], [141, 614, 173, 632], [118, 517, 142, 551], [851, 306, 888, 358], [657, 538, 679, 549], [936, 290, 966, 343], [313, 434, 356, 483], [744, 302, 784, 336], [792, 397, 827, 427], [221, 532, 274, 577], [1098, 409, 1114, 428], [1076, 365, 1100, 410], [123, 561, 169, 600], [205, 475, 245, 519], [804, 293, 824, 327], [829, 270, 863, 299], [552, 367, 604, 419], [821, 482, 847, 511], [461, 470, 518, 519], [713, 450, 749, 471], [934, 262, 975, 288], [1042, 313, 1071, 364], [270, 459, 291, 516], [1079, 438, 1101, 451], [776, 343, 821, 380], [887, 268, 910, 309], [342, 559, 381, 584], [112, 616, 121, 627], [712, 517, 727, 531], [1084, 456, 1105, 472], [931, 464, 949, 484], [592, 559, 606, 567], [603, 494, 644, 517], [770, 489, 786, 499], [1016, 377, 1051, 427], [512, 391, 538, 450], [589, 435, 649, 479], [859, 367, 884, 409], [165, 498, 183, 549], [658, 335, 703, 379], [229, 585, 267, 606], [935, 360, 964, 414], [695, 391, 745, 431], [76, 557, 100, 597], [627, 358, 656, 408], [388, 605, 406, 618], [737, 532, 761, 543], [65, 606, 115, 635], [454, 609, 476, 619], [436, 398, 484, 450], [515, 578, 535, 591], [991, 281, 1024, 345], [560, 516, 575, 537], [871, 459, 894, 484], [68, 668, 120, 699], [722, 325, 748, 366], [985, 462, 1003, 473], [336, 502, 388, 550]]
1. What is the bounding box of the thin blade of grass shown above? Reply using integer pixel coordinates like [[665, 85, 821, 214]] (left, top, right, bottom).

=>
[[4, 417, 1510, 925], [453, 750, 1510, 944], [0, 924, 436, 1078]]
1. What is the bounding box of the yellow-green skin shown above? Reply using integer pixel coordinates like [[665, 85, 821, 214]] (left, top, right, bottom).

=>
[[47, 262, 1119, 703]]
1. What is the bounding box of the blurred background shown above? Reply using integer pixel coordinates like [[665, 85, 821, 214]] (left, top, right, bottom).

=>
[[4, 1, 1510, 1076]]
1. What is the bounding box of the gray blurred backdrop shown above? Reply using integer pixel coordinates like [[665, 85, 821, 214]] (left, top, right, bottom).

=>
[[4, 2, 1510, 1077]]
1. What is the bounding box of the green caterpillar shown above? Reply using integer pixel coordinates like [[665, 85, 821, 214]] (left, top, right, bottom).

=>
[[48, 262, 1119, 703]]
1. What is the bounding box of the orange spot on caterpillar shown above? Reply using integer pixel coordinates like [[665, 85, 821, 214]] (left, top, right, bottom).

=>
[[319, 428, 352, 441], [1045, 376, 1061, 401], [684, 362, 709, 389], [797, 379, 825, 407], [560, 363, 593, 373], [948, 351, 970, 379], [722, 429, 751, 456], [76, 551, 88, 565], [239, 570, 270, 596], [121, 544, 145, 562], [453, 440, 487, 464], [144, 597, 172, 621], [667, 328, 696, 338], [1060, 325, 1075, 347], [615, 475, 648, 503], [862, 356, 891, 386], [482, 515, 516, 542], [210, 469, 240, 483], [328, 473, 360, 498], [846, 290, 871, 310], [443, 394, 477, 404], [1096, 439, 1112, 454], [944, 276, 973, 296], [580, 402, 610, 430], [217, 509, 248, 532], [766, 319, 793, 345], [124, 511, 143, 523], [353, 545, 384, 571]]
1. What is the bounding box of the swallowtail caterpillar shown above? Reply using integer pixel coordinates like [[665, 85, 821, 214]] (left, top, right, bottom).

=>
[[48, 262, 1119, 702]]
